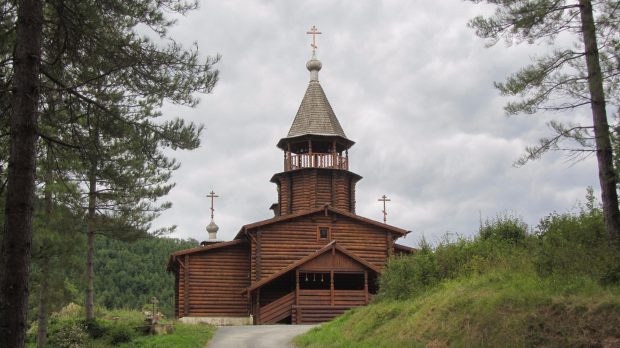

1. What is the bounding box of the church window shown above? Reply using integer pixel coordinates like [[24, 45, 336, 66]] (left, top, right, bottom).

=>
[[318, 226, 330, 241]]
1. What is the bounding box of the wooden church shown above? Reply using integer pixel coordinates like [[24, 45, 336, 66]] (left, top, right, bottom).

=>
[[167, 32, 413, 325]]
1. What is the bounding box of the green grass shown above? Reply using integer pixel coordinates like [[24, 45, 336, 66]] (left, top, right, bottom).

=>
[[27, 306, 215, 348], [295, 271, 620, 348], [117, 323, 215, 348]]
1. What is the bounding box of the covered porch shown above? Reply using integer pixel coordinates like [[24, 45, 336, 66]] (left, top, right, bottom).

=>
[[245, 242, 380, 324]]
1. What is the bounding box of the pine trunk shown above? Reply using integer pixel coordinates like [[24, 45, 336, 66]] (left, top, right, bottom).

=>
[[86, 173, 97, 320], [36, 146, 54, 348], [36, 262, 50, 348], [579, 0, 620, 244], [0, 0, 44, 347]]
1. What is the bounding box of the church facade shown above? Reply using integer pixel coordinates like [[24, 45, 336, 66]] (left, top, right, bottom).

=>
[[167, 51, 413, 325]]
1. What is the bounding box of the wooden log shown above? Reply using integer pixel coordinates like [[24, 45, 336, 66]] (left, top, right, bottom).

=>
[[184, 255, 189, 317]]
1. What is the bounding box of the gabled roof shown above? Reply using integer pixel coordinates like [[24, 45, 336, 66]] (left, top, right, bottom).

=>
[[285, 81, 347, 139], [243, 241, 381, 294], [394, 243, 416, 254], [167, 240, 246, 271], [236, 205, 409, 239]]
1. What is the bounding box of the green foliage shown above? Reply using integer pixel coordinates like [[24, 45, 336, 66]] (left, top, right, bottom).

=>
[[108, 325, 135, 345], [479, 213, 527, 243], [301, 196, 620, 347], [47, 318, 89, 348], [379, 214, 529, 301], [117, 324, 215, 348], [26, 234, 196, 334], [92, 236, 197, 317], [296, 272, 620, 348], [30, 304, 213, 347]]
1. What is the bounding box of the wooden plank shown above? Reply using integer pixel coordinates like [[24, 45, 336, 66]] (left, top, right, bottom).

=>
[[257, 230, 262, 281], [364, 270, 368, 304], [330, 270, 334, 306], [184, 254, 189, 317], [256, 288, 261, 323]]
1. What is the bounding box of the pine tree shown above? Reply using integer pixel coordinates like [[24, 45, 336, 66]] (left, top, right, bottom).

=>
[[0, 1, 43, 347], [0, 0, 219, 345], [467, 0, 620, 244]]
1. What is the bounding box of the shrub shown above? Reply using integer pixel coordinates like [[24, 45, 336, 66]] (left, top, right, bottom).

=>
[[81, 318, 109, 339], [379, 245, 439, 300], [48, 320, 89, 348], [108, 324, 135, 344], [532, 205, 616, 281], [479, 213, 528, 243]]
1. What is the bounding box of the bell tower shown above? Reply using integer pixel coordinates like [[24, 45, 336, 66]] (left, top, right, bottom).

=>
[[271, 34, 362, 216]]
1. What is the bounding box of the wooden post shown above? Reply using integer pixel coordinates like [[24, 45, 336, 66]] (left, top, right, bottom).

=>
[[332, 140, 336, 168], [183, 255, 189, 317], [256, 288, 261, 324], [308, 140, 313, 167], [330, 270, 334, 306], [287, 176, 293, 214], [364, 270, 369, 304], [387, 233, 393, 257], [295, 270, 300, 324], [287, 143, 291, 170], [256, 231, 262, 280]]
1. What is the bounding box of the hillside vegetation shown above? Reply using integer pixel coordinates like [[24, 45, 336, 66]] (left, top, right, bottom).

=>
[[296, 195, 620, 347], [26, 304, 214, 348], [28, 235, 198, 322]]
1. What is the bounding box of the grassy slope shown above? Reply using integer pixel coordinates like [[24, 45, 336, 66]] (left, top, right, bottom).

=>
[[295, 271, 620, 348], [117, 323, 215, 348], [26, 306, 215, 348]]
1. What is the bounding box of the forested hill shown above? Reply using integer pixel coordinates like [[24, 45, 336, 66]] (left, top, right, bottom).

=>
[[92, 236, 198, 317]]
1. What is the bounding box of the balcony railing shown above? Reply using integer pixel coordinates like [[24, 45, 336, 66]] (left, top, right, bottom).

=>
[[284, 152, 348, 171]]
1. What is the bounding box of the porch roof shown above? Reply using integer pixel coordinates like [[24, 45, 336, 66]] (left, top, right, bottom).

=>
[[243, 241, 381, 294]]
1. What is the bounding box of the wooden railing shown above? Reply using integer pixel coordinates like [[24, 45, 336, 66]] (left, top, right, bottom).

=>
[[284, 152, 348, 171], [259, 291, 295, 324]]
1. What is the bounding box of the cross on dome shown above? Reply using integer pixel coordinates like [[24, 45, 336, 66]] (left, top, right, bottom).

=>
[[306, 25, 322, 56], [378, 195, 391, 223]]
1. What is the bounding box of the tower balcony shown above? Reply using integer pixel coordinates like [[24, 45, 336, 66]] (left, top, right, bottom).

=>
[[284, 152, 348, 171]]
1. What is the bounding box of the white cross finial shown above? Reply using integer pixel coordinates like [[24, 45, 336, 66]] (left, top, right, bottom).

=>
[[306, 25, 322, 56], [206, 190, 219, 220], [378, 194, 391, 223]]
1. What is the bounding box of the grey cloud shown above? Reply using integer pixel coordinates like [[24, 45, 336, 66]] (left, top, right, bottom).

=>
[[151, 0, 601, 248]]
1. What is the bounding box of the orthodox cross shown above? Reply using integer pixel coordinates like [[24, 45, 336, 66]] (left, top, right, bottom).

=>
[[206, 190, 219, 220], [306, 25, 322, 55], [378, 194, 391, 223]]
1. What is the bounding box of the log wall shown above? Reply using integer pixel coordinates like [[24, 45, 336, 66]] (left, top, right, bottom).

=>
[[176, 243, 250, 318], [274, 169, 357, 215], [251, 213, 392, 281]]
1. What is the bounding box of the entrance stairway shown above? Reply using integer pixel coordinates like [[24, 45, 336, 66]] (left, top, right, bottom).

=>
[[259, 291, 295, 324]]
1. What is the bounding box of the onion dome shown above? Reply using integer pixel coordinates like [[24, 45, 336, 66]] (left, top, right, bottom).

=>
[[206, 220, 219, 240]]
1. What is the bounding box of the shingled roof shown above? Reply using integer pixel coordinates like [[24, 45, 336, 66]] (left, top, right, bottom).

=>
[[286, 80, 347, 139]]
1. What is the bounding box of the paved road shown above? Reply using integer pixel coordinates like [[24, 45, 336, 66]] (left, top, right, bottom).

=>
[[207, 324, 317, 348]]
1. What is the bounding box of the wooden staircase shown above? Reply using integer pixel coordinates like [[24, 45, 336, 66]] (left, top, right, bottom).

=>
[[259, 291, 295, 324]]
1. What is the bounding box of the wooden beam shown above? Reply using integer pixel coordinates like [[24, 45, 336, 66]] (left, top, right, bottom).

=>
[[256, 288, 261, 324], [183, 254, 189, 317], [256, 230, 262, 281], [331, 170, 335, 207], [364, 270, 369, 304], [287, 176, 292, 214], [296, 269, 300, 324], [330, 270, 335, 306]]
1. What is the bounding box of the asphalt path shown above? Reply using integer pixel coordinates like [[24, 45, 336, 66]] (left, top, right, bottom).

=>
[[207, 324, 317, 348]]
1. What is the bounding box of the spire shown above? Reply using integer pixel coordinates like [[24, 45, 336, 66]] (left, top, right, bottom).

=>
[[276, 27, 354, 152]]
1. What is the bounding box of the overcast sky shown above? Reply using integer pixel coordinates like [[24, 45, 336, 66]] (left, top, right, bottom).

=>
[[152, 0, 599, 247]]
